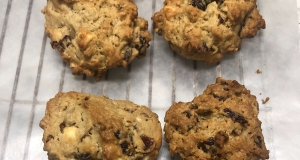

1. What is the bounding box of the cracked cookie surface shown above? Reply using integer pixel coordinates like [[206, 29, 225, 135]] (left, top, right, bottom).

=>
[[164, 77, 269, 160], [40, 92, 162, 160], [42, 0, 151, 80], [153, 0, 265, 64]]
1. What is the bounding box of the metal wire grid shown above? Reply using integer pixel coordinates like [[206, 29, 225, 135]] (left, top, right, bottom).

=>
[[0, 0, 279, 159]]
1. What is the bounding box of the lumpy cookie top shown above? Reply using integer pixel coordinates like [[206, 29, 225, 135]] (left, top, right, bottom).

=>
[[153, 0, 265, 64], [40, 92, 162, 160], [164, 77, 269, 160], [42, 0, 151, 80]]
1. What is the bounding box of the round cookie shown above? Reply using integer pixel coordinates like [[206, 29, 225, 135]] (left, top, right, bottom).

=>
[[164, 77, 269, 160], [40, 92, 162, 160], [152, 0, 265, 64], [42, 0, 152, 80]]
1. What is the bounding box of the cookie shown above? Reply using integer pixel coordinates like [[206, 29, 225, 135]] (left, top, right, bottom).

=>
[[42, 0, 152, 80], [164, 77, 269, 159], [152, 0, 265, 64], [40, 92, 162, 160]]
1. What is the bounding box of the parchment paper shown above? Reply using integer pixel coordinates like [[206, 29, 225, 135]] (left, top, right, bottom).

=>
[[0, 0, 299, 159]]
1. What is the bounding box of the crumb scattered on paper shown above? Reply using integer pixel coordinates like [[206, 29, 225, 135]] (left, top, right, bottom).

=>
[[262, 97, 270, 104], [256, 69, 262, 74], [259, 93, 262, 95]]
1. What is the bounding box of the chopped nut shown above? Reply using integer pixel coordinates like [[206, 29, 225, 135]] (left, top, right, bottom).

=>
[[215, 131, 229, 148]]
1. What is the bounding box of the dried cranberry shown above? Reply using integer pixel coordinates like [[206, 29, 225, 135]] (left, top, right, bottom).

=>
[[140, 135, 154, 150]]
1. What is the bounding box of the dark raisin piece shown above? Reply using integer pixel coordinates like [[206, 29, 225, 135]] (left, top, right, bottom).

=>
[[224, 108, 235, 118], [197, 142, 209, 153], [134, 125, 138, 131], [141, 113, 149, 118], [234, 114, 248, 125], [124, 50, 132, 62], [51, 36, 72, 53], [59, 122, 66, 133], [191, 0, 207, 11], [220, 81, 228, 85], [213, 94, 225, 101], [183, 111, 192, 118], [224, 108, 248, 125], [192, 0, 225, 11], [189, 103, 198, 110], [206, 137, 215, 145], [215, 131, 229, 148], [202, 145, 209, 153], [81, 128, 92, 142], [140, 37, 146, 47], [209, 147, 217, 157], [237, 15, 247, 36], [140, 135, 154, 150], [46, 135, 54, 143], [218, 14, 225, 24], [223, 88, 229, 91], [116, 5, 123, 11], [75, 153, 91, 160], [135, 37, 147, 52], [120, 141, 130, 153], [114, 130, 120, 139], [254, 135, 262, 148], [158, 29, 163, 35], [197, 137, 215, 153], [217, 154, 222, 158], [231, 129, 242, 136], [187, 125, 193, 131], [200, 42, 209, 52], [51, 41, 64, 53], [197, 109, 213, 116]]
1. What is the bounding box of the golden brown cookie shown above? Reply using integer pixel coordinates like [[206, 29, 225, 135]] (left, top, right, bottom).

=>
[[153, 0, 265, 64], [42, 0, 152, 80], [40, 92, 162, 160], [164, 77, 269, 160]]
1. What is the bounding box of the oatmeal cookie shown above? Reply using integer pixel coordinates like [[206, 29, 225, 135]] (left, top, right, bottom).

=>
[[40, 92, 162, 160], [164, 77, 269, 160], [42, 0, 152, 80], [153, 0, 265, 64]]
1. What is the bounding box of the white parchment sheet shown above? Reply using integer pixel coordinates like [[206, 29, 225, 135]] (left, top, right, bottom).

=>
[[0, 0, 299, 159]]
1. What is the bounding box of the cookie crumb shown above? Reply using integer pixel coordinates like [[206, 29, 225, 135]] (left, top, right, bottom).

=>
[[256, 69, 262, 74], [262, 97, 270, 104]]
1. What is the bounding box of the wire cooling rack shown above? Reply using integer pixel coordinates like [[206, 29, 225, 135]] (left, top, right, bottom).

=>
[[0, 0, 300, 159]]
